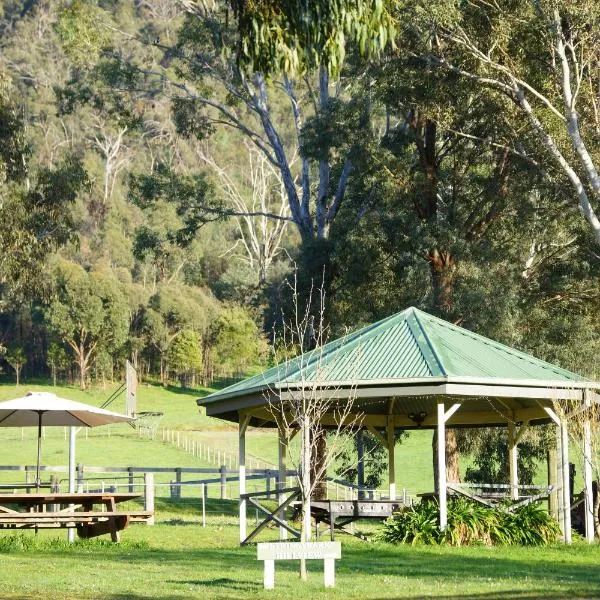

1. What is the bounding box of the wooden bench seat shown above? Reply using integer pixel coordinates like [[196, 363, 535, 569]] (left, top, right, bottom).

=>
[[0, 510, 153, 540]]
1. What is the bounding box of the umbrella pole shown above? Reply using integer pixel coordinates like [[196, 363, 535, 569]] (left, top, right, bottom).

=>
[[36, 411, 42, 491]]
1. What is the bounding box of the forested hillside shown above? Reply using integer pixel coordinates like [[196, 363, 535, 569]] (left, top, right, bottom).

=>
[[1, 0, 599, 398]]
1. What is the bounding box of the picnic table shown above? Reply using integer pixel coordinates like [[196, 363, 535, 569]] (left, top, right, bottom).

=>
[[0, 492, 152, 542]]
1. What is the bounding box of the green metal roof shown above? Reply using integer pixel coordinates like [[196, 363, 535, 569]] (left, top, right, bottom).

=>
[[199, 307, 585, 406]]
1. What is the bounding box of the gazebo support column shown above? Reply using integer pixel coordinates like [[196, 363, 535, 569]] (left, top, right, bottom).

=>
[[508, 422, 518, 501], [437, 402, 462, 530], [507, 420, 528, 501], [583, 391, 594, 543], [560, 419, 572, 544], [387, 416, 396, 501], [437, 403, 447, 530], [544, 405, 571, 544], [239, 412, 250, 545]]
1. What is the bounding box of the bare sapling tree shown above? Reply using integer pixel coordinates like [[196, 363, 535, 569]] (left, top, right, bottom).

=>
[[197, 142, 292, 284], [266, 274, 364, 580]]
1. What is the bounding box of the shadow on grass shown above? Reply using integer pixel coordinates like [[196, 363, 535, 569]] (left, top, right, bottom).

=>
[[167, 577, 261, 591], [88, 542, 600, 598]]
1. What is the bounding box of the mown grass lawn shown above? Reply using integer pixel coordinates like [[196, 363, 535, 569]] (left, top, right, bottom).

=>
[[0, 495, 594, 598], [0, 518, 599, 600]]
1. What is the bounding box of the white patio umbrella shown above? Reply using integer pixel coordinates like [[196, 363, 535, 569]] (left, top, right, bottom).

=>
[[0, 392, 133, 489]]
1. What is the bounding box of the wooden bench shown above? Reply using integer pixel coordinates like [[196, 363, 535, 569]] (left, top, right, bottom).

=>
[[0, 492, 152, 542], [0, 510, 152, 541]]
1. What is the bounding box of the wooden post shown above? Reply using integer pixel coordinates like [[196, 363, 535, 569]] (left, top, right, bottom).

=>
[[76, 463, 84, 493], [144, 472, 155, 525], [239, 412, 249, 544], [324, 557, 335, 587], [508, 421, 518, 501], [263, 559, 275, 590], [128, 467, 134, 493], [278, 424, 288, 540], [220, 465, 227, 500], [583, 391, 594, 543], [437, 402, 447, 530], [387, 416, 396, 501], [560, 420, 572, 544], [547, 447, 558, 519], [357, 428, 365, 500], [201, 482, 206, 528], [175, 468, 182, 500]]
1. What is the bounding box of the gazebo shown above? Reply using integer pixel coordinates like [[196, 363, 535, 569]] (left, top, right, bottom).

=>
[[198, 307, 598, 544]]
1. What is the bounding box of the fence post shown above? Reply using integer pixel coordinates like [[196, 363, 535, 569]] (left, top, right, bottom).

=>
[[265, 470, 271, 498], [144, 473, 155, 525], [175, 468, 182, 499], [128, 467, 134, 493], [76, 464, 84, 492], [220, 465, 227, 500], [201, 482, 206, 528]]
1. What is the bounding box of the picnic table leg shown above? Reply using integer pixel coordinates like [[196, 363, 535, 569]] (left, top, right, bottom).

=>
[[107, 498, 121, 543]]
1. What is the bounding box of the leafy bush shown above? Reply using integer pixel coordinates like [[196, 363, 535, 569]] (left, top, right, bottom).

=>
[[376, 498, 561, 546]]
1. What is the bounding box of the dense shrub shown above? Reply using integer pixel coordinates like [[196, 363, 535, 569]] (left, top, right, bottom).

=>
[[376, 498, 561, 546]]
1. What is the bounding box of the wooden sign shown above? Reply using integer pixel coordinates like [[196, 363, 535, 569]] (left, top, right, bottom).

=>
[[257, 541, 341, 589]]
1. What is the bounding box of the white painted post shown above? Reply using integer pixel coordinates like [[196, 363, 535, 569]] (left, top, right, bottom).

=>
[[437, 402, 447, 530], [556, 425, 564, 536], [201, 482, 206, 528], [144, 472, 155, 525], [263, 560, 275, 590], [387, 416, 396, 501], [278, 424, 288, 540], [508, 421, 519, 501], [324, 558, 335, 587], [561, 420, 572, 544], [239, 414, 248, 544]]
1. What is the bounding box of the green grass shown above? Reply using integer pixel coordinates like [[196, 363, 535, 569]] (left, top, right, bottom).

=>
[[0, 520, 599, 599]]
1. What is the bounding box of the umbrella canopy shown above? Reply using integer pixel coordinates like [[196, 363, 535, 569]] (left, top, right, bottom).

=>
[[0, 392, 133, 427], [0, 392, 133, 488]]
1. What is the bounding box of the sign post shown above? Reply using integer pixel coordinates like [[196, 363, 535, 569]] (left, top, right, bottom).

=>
[[257, 542, 341, 589]]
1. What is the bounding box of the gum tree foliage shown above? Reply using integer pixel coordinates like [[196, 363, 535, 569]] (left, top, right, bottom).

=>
[[208, 306, 266, 376], [0, 72, 88, 307], [402, 0, 600, 245], [183, 0, 397, 76], [168, 328, 203, 386], [3, 345, 26, 386], [142, 284, 218, 383], [45, 261, 129, 389], [46, 342, 70, 386]]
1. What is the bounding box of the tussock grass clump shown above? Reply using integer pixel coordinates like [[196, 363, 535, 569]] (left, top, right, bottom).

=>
[[376, 498, 561, 546]]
